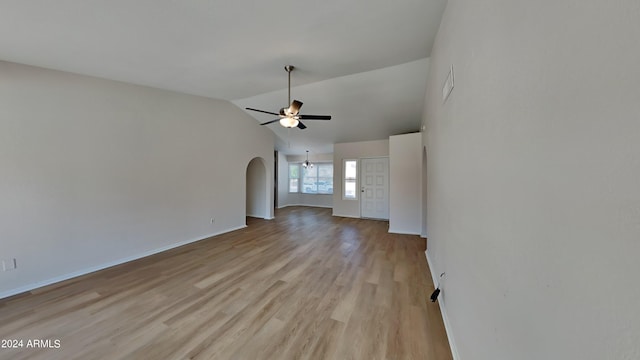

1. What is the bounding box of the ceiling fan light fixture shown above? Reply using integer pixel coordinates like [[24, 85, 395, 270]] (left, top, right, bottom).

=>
[[280, 107, 292, 116], [246, 65, 331, 129], [279, 117, 299, 128]]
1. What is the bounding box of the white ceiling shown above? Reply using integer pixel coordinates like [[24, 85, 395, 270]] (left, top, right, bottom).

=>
[[0, 0, 447, 154]]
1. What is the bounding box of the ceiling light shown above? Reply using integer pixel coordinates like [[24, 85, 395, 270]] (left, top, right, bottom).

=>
[[246, 65, 331, 129], [302, 150, 313, 169], [279, 117, 299, 128]]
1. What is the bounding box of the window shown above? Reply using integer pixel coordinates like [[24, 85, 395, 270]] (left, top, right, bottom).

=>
[[289, 164, 300, 193], [343, 159, 358, 200], [289, 162, 333, 195], [301, 163, 333, 194]]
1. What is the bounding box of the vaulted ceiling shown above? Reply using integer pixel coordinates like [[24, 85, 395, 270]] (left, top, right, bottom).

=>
[[0, 0, 447, 154]]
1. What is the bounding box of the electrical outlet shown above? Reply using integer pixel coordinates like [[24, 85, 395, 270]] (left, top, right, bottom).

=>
[[210, 217, 215, 224], [2, 258, 17, 271]]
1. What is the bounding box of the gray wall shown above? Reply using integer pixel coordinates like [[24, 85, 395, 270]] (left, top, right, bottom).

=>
[[0, 61, 275, 298], [276, 151, 291, 208], [389, 133, 422, 234], [423, 1, 640, 359]]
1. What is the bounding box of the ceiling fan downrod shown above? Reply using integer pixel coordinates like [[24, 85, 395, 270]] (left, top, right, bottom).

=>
[[285, 65, 294, 106]]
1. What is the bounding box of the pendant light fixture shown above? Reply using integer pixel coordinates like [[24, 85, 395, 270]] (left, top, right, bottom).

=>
[[302, 150, 313, 169]]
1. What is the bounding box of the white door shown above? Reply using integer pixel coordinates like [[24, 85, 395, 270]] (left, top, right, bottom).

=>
[[360, 157, 389, 219]]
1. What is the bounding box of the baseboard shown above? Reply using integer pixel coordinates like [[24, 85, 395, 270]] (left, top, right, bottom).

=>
[[0, 225, 247, 300], [331, 213, 360, 219], [247, 214, 272, 219], [277, 204, 333, 209], [425, 250, 461, 360], [388, 228, 421, 235]]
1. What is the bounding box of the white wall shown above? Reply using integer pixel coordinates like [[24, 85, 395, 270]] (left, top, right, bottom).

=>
[[333, 139, 389, 218], [423, 1, 640, 359], [276, 151, 290, 208], [281, 193, 333, 208], [246, 158, 267, 218], [0, 61, 275, 298], [389, 133, 421, 234], [421, 145, 428, 238], [277, 153, 333, 209]]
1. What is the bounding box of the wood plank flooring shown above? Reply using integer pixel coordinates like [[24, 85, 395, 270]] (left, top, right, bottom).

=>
[[0, 206, 452, 360]]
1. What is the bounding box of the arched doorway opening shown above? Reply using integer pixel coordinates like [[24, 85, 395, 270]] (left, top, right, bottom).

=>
[[246, 157, 269, 219]]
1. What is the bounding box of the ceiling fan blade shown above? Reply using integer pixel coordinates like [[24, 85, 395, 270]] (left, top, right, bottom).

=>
[[290, 100, 303, 115], [246, 107, 279, 116], [298, 114, 331, 120], [260, 119, 280, 126], [297, 121, 307, 129]]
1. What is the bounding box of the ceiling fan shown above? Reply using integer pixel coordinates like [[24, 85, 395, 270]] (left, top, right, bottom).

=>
[[246, 65, 331, 129]]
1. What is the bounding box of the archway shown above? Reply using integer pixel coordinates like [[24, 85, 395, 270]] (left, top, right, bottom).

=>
[[246, 157, 268, 219]]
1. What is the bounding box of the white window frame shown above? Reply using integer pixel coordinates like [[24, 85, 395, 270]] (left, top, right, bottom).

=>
[[288, 163, 300, 193], [343, 159, 358, 200], [301, 162, 334, 195]]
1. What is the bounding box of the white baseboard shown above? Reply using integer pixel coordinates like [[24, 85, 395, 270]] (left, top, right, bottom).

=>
[[388, 228, 421, 235], [277, 204, 333, 209], [425, 250, 461, 360], [331, 213, 360, 219], [247, 214, 272, 219], [0, 225, 247, 300]]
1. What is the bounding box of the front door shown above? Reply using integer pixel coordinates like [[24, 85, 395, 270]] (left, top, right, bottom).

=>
[[360, 157, 389, 219]]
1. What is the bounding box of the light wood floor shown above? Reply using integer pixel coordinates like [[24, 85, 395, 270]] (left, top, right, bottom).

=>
[[0, 207, 452, 360]]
